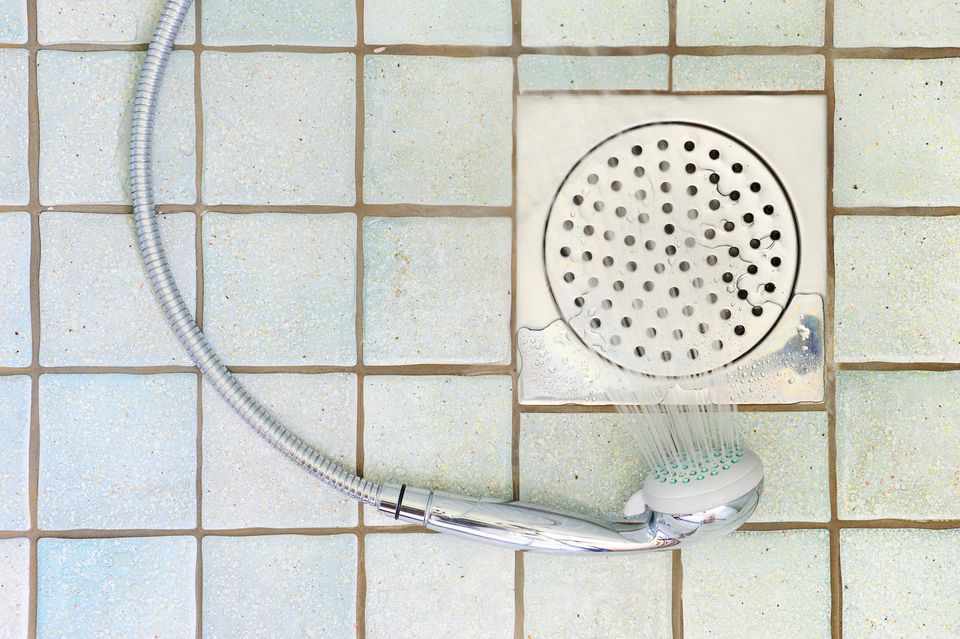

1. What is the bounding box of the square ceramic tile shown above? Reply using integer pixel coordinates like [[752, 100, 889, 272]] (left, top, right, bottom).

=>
[[0, 213, 30, 366], [673, 55, 826, 91], [38, 51, 195, 206], [38, 0, 195, 44], [835, 0, 960, 47], [834, 216, 960, 362], [834, 59, 960, 207], [365, 0, 512, 45], [363, 376, 512, 526], [0, 376, 30, 531], [842, 528, 960, 638], [683, 530, 831, 639], [0, 539, 28, 639], [0, 0, 25, 42], [37, 537, 196, 638], [363, 56, 513, 206], [836, 370, 960, 520], [518, 54, 669, 92], [364, 533, 514, 639], [40, 212, 196, 366], [203, 535, 357, 639], [202, 373, 358, 529], [0, 51, 28, 205], [38, 374, 197, 529], [202, 0, 355, 45], [362, 217, 512, 365], [524, 553, 672, 638], [521, 0, 668, 46], [677, 0, 824, 45], [202, 212, 356, 366], [201, 52, 355, 206]]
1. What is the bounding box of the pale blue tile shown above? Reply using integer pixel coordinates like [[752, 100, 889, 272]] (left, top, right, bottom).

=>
[[203, 535, 357, 639], [519, 54, 669, 92], [835, 59, 960, 207], [38, 537, 196, 639], [0, 539, 29, 639], [363, 217, 512, 365], [365, 533, 514, 639], [202, 52, 355, 206], [522, 0, 668, 46], [38, 51, 195, 206], [38, 374, 197, 530], [835, 0, 960, 47], [38, 0, 195, 44], [673, 55, 825, 91], [202, 0, 355, 45], [677, 0, 824, 45], [365, 0, 511, 45], [201, 374, 358, 529], [0, 214, 30, 366], [0, 51, 28, 205], [202, 212, 356, 366], [0, 0, 26, 43], [524, 552, 672, 638], [837, 370, 960, 520], [40, 212, 196, 366], [835, 216, 960, 362], [0, 377, 30, 531], [363, 56, 513, 206]]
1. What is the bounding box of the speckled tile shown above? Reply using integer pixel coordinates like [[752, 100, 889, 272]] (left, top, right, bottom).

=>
[[364, 533, 514, 639], [37, 537, 195, 639], [0, 377, 30, 531], [683, 530, 831, 639], [521, 0, 668, 46], [842, 528, 960, 638], [834, 216, 960, 362], [365, 0, 512, 45], [0, 51, 28, 205], [362, 217, 511, 365], [518, 54, 669, 92], [38, 374, 196, 530], [363, 56, 513, 206], [203, 535, 357, 639], [673, 55, 825, 91], [201, 52, 355, 206], [836, 370, 960, 520], [38, 0, 195, 44], [524, 553, 672, 638], [40, 212, 196, 366], [0, 0, 26, 43], [0, 214, 30, 366], [38, 50, 195, 206], [835, 0, 960, 47], [677, 0, 824, 45], [203, 212, 356, 366], [202, 0, 355, 45], [363, 376, 512, 526], [201, 374, 357, 529], [835, 59, 960, 207], [0, 539, 28, 639]]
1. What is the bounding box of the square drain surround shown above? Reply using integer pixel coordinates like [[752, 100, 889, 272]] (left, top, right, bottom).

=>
[[517, 95, 826, 405]]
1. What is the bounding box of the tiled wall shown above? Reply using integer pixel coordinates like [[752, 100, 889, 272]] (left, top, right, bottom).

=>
[[1, 1, 959, 638]]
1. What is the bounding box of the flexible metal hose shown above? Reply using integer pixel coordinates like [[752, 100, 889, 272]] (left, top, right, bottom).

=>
[[130, 0, 379, 506]]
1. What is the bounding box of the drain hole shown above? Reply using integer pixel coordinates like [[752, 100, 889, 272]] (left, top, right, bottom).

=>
[[611, 180, 622, 191], [584, 225, 594, 236], [582, 251, 592, 261], [603, 230, 615, 241], [686, 163, 696, 174], [662, 203, 674, 214], [563, 220, 574, 230], [635, 346, 645, 356], [660, 182, 671, 193], [658, 139, 668, 150], [631, 145, 642, 156], [593, 201, 604, 212], [613, 280, 624, 291], [646, 327, 657, 338], [621, 317, 632, 327], [734, 325, 745, 335], [590, 318, 601, 328], [661, 351, 672, 361], [603, 256, 614, 267], [732, 163, 743, 173], [709, 149, 720, 160], [587, 174, 598, 184], [560, 246, 571, 257], [643, 280, 655, 291], [656, 308, 669, 319], [684, 141, 695, 151], [573, 194, 583, 205], [563, 272, 574, 282], [616, 206, 627, 217], [608, 157, 619, 167], [659, 161, 670, 172], [624, 235, 635, 246], [574, 296, 584, 307]]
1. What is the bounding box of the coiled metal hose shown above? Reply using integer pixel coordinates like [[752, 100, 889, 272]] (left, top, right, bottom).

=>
[[130, 0, 380, 506]]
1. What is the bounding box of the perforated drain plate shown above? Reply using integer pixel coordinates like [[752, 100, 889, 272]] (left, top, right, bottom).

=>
[[543, 122, 799, 377]]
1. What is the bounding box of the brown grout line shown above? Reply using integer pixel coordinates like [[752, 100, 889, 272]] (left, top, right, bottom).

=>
[[834, 206, 960, 217], [667, 0, 677, 92], [671, 550, 683, 639], [517, 401, 829, 413], [191, 4, 204, 637]]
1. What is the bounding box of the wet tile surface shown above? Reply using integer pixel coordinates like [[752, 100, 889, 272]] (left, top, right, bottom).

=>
[[363, 217, 512, 365], [519, 54, 669, 92], [363, 56, 513, 206], [0, 213, 30, 366], [834, 216, 960, 362], [835, 0, 960, 47], [202, 0, 355, 45], [673, 55, 825, 91], [38, 374, 197, 530], [677, 0, 824, 45], [203, 212, 357, 366], [521, 0, 668, 46], [202, 52, 355, 206], [0, 377, 29, 531], [836, 370, 960, 520], [0, 539, 28, 639], [38, 0, 195, 44], [0, 51, 28, 205], [203, 535, 357, 639], [365, 0, 512, 45]]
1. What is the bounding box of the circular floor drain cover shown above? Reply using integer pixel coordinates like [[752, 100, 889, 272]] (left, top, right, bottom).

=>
[[544, 122, 799, 377]]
